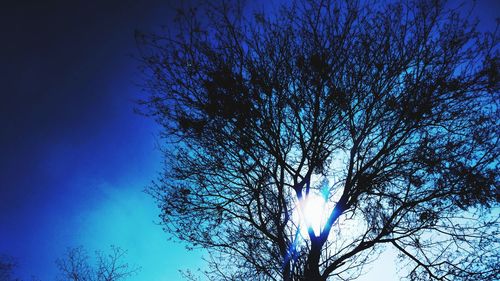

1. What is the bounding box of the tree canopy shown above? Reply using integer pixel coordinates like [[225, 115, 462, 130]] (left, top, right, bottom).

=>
[[138, 0, 499, 280]]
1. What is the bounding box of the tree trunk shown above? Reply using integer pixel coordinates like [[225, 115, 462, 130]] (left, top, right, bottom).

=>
[[303, 241, 324, 281]]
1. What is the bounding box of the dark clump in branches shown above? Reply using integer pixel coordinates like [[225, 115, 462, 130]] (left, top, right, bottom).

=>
[[138, 0, 499, 280]]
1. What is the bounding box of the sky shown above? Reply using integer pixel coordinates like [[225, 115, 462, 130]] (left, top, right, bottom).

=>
[[0, 1, 497, 281], [0, 1, 206, 280]]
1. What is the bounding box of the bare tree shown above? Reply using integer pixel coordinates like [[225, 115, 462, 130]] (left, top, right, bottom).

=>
[[137, 0, 499, 280], [56, 246, 138, 281]]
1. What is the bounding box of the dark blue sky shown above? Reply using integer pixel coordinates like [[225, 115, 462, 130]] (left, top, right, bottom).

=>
[[0, 1, 206, 280], [0, 1, 497, 280]]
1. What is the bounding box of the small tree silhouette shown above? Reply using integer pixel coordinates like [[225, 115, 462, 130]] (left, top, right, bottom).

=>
[[56, 246, 138, 281], [0, 255, 20, 281]]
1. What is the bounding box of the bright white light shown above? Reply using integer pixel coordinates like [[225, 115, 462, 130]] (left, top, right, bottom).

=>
[[294, 192, 329, 237]]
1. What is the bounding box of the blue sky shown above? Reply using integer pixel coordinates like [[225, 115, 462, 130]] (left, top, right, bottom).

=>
[[0, 1, 497, 280], [0, 1, 207, 280]]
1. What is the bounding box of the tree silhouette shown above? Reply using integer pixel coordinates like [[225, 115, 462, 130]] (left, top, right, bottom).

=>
[[138, 0, 499, 280], [56, 246, 138, 281]]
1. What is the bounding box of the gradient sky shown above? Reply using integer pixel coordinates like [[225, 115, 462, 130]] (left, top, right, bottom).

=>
[[0, 1, 497, 281]]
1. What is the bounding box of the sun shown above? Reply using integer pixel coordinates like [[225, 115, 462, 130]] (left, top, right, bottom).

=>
[[294, 192, 329, 237]]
